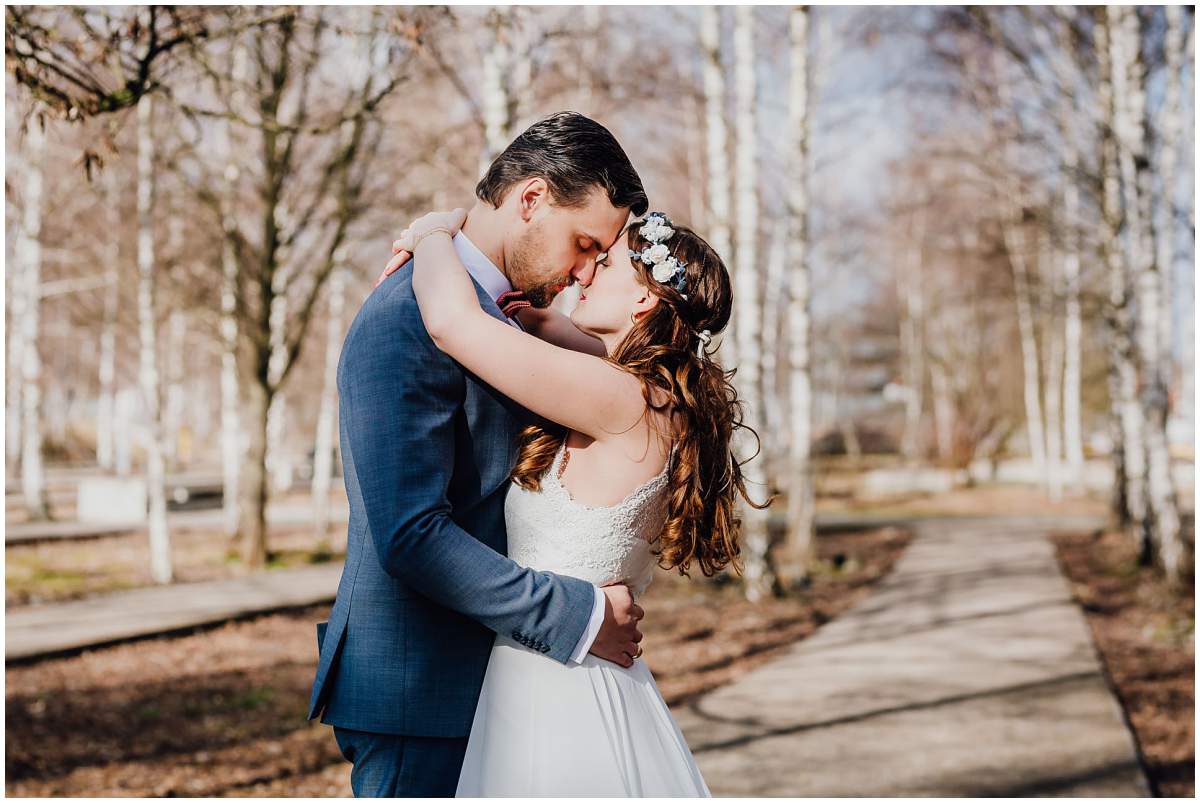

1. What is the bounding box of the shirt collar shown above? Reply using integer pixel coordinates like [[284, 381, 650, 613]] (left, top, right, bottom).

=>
[[453, 230, 511, 303]]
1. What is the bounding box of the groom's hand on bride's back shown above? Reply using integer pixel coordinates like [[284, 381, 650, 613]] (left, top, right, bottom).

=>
[[591, 584, 645, 668]]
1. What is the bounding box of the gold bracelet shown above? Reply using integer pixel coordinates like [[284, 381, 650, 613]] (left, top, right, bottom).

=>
[[413, 227, 453, 249]]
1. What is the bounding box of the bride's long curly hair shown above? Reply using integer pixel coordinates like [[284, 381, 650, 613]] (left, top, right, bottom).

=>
[[511, 218, 769, 577]]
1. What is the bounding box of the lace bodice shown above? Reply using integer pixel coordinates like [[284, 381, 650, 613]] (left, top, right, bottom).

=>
[[505, 440, 673, 597]]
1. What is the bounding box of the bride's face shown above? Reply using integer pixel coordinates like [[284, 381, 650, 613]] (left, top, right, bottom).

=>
[[569, 240, 659, 340]]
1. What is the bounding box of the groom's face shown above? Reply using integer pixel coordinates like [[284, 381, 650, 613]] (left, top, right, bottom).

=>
[[506, 182, 629, 308]]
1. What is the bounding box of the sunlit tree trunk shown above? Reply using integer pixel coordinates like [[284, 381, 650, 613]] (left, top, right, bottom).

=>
[[683, 86, 707, 233], [1003, 219, 1047, 489], [265, 245, 293, 494], [219, 43, 245, 541], [781, 4, 815, 589], [16, 112, 48, 520], [480, 7, 516, 173], [898, 208, 926, 462], [1061, 144, 1085, 493], [1099, 9, 1148, 548], [313, 265, 345, 543], [991, 49, 1048, 491], [761, 221, 787, 477], [6, 256, 24, 468], [733, 5, 774, 601], [1043, 230, 1065, 502], [136, 92, 173, 584], [575, 6, 601, 114], [97, 169, 121, 471], [701, 5, 734, 365], [164, 309, 187, 470], [929, 355, 954, 462], [1115, 6, 1184, 584]]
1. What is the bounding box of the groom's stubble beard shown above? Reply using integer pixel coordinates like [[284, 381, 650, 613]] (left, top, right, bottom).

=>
[[507, 222, 567, 309]]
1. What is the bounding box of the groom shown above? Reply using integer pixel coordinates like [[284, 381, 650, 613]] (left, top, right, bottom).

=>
[[308, 112, 651, 797]]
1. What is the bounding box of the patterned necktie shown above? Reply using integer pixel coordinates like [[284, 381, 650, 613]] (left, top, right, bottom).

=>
[[495, 290, 531, 319]]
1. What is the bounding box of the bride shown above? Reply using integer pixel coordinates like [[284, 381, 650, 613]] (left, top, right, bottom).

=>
[[387, 207, 765, 796]]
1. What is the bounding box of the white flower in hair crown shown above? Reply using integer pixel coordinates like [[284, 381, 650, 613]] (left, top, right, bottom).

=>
[[630, 212, 689, 298]]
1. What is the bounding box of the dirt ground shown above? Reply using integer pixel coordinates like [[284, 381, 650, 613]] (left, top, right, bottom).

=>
[[5, 526, 911, 796], [1051, 526, 1195, 798], [6, 520, 348, 608]]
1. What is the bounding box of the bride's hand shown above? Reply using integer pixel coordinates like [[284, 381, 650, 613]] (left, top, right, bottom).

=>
[[374, 208, 468, 289]]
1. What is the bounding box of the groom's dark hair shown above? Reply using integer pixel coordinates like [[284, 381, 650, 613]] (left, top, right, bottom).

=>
[[476, 111, 648, 217]]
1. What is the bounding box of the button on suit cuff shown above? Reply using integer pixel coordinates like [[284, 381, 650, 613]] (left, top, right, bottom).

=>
[[567, 586, 606, 664]]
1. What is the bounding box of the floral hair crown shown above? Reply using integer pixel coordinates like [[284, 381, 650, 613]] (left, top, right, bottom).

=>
[[629, 212, 689, 299], [629, 212, 712, 358]]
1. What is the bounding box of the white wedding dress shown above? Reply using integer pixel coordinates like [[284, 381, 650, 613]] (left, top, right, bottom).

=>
[[455, 440, 711, 797]]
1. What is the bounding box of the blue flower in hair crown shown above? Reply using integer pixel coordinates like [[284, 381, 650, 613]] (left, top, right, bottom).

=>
[[630, 212, 689, 299]]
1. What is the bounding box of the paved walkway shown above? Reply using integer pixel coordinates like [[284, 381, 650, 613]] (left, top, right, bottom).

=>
[[5, 563, 342, 662], [5, 500, 349, 546], [673, 514, 1149, 797]]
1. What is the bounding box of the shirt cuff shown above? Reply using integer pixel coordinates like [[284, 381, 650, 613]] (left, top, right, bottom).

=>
[[567, 585, 606, 664]]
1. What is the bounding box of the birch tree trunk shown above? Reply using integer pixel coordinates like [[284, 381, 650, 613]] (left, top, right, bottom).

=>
[[164, 310, 187, 470], [266, 263, 292, 494], [1122, 7, 1185, 585], [1061, 143, 1085, 493], [97, 169, 121, 471], [684, 85, 707, 234], [16, 112, 48, 520], [219, 43, 245, 541], [480, 7, 514, 173], [575, 6, 601, 113], [136, 93, 173, 584], [1043, 231, 1065, 502], [781, 4, 816, 589], [6, 253, 24, 468], [701, 6, 734, 365], [899, 209, 926, 463], [991, 50, 1048, 492], [1099, 9, 1149, 548], [313, 265, 345, 544], [929, 355, 954, 462], [761, 221, 787, 478], [733, 5, 774, 601]]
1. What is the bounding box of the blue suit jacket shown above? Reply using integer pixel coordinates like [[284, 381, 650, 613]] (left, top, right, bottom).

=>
[[308, 267, 595, 738]]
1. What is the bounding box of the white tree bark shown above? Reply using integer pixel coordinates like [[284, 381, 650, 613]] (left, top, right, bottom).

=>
[[114, 387, 136, 476], [1003, 222, 1047, 488], [1042, 230, 1065, 502], [898, 209, 926, 462], [929, 356, 954, 462], [1114, 6, 1184, 584], [164, 309, 187, 470], [7, 197, 27, 470], [313, 265, 346, 542], [1099, 9, 1149, 545], [480, 7, 515, 173], [782, 4, 815, 588], [97, 168, 121, 471], [761, 220, 787, 475], [219, 42, 246, 540], [136, 92, 173, 584], [683, 86, 707, 234], [265, 205, 293, 494], [733, 5, 774, 601], [575, 6, 601, 113], [16, 113, 48, 519], [1157, 4, 1184, 401], [1061, 143, 1085, 493], [701, 6, 735, 366]]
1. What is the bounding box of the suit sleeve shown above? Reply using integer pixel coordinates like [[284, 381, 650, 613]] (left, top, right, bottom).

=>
[[339, 282, 595, 663]]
